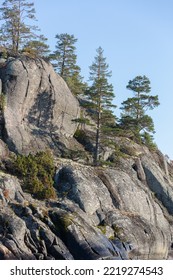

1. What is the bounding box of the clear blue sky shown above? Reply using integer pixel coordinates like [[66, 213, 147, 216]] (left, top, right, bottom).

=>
[[2, 0, 173, 158]]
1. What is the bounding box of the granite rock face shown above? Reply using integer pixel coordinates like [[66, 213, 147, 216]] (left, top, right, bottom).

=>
[[0, 57, 80, 154], [0, 57, 173, 260], [54, 155, 172, 260], [0, 172, 128, 260], [0, 150, 173, 260]]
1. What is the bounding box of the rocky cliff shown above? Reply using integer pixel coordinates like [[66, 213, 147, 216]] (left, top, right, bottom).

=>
[[0, 56, 80, 155], [0, 56, 173, 260]]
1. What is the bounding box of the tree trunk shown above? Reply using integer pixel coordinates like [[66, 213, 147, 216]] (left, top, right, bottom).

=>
[[94, 98, 101, 165]]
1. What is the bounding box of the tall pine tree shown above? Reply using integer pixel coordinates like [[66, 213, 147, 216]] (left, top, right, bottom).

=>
[[120, 75, 160, 142], [52, 33, 86, 95], [0, 0, 41, 53], [86, 46, 116, 165]]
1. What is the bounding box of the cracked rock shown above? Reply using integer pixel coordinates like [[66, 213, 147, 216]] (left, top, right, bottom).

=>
[[0, 57, 80, 154]]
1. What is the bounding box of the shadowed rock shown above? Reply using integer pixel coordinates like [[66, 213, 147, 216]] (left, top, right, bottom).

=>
[[0, 57, 80, 154]]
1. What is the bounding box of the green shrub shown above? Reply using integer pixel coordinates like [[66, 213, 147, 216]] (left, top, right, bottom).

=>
[[141, 132, 157, 151], [12, 150, 56, 199], [112, 224, 123, 238], [97, 225, 107, 235], [74, 129, 87, 143], [106, 143, 127, 166], [0, 93, 6, 111], [120, 144, 136, 156], [0, 48, 7, 59]]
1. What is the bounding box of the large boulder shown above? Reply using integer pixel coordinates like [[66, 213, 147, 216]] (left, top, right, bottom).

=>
[[0, 57, 80, 154]]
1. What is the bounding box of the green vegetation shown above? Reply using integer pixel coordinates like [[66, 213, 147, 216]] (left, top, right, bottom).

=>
[[58, 214, 73, 230], [61, 147, 88, 163], [119, 75, 160, 143], [74, 129, 93, 152], [51, 33, 86, 95], [97, 224, 107, 235], [11, 150, 56, 199], [0, 0, 49, 56], [85, 46, 116, 165], [50, 212, 74, 237], [74, 129, 88, 143], [22, 35, 50, 58], [112, 224, 123, 238], [141, 132, 157, 151], [0, 0, 37, 53], [0, 93, 5, 111]]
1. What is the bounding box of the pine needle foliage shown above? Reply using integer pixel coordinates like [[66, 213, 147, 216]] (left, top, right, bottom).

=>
[[0, 0, 48, 55], [120, 75, 160, 143], [51, 33, 86, 95], [85, 46, 116, 165]]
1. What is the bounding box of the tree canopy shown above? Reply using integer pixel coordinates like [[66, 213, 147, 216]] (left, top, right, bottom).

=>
[[22, 35, 50, 57], [0, 0, 49, 55], [0, 0, 37, 53], [120, 75, 160, 142], [85, 46, 116, 164], [51, 33, 86, 95]]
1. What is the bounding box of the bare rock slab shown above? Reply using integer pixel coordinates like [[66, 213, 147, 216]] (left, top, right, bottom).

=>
[[0, 57, 80, 154]]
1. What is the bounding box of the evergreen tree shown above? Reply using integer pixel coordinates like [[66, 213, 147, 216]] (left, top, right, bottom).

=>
[[86, 46, 116, 165], [52, 33, 86, 95], [53, 33, 77, 78], [120, 75, 160, 141], [0, 0, 39, 53], [22, 35, 50, 57]]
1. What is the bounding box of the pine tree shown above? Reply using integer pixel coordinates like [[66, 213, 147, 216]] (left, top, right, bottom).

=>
[[0, 0, 39, 53], [53, 33, 77, 78], [86, 46, 116, 165], [22, 35, 50, 57], [120, 75, 160, 141], [52, 33, 86, 95]]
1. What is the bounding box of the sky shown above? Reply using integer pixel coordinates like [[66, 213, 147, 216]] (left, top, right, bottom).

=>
[[1, 0, 173, 159]]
